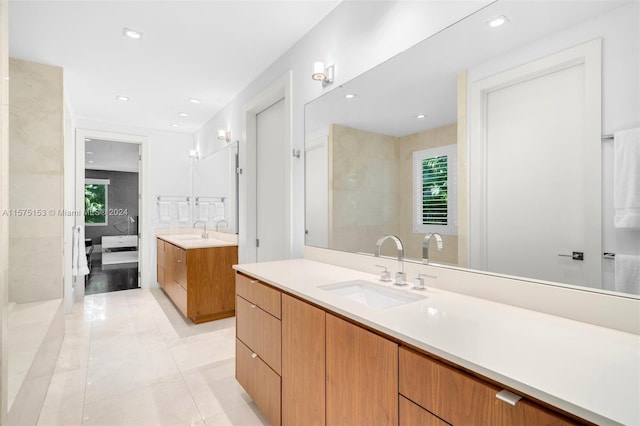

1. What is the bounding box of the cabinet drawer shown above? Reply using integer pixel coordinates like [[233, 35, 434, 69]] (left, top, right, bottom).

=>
[[166, 280, 187, 317], [236, 273, 281, 318], [236, 338, 281, 426], [400, 396, 450, 426], [399, 347, 576, 426], [157, 265, 165, 288], [236, 296, 281, 374]]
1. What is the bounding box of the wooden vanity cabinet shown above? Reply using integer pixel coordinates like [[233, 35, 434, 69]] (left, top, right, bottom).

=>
[[156, 237, 237, 323], [399, 347, 578, 426], [326, 313, 399, 426]]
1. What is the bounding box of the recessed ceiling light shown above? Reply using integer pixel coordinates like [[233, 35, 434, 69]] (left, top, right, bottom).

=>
[[88, 160, 94, 164], [189, 98, 201, 104], [86, 151, 94, 155], [116, 95, 129, 102], [123, 28, 143, 40], [488, 15, 508, 28], [416, 114, 426, 119], [171, 123, 180, 127], [178, 112, 190, 117], [344, 94, 356, 99]]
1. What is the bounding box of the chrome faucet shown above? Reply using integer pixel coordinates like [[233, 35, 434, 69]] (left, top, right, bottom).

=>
[[193, 220, 209, 239], [423, 233, 443, 264], [215, 219, 229, 232], [374, 235, 406, 286]]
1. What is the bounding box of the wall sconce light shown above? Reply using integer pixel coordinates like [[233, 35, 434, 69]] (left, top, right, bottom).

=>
[[312, 61, 334, 87], [217, 129, 231, 142], [189, 149, 200, 159]]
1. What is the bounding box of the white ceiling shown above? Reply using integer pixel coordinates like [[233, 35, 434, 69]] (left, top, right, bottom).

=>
[[9, 0, 340, 134]]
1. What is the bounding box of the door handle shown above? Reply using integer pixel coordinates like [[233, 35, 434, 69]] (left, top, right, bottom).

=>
[[558, 251, 584, 261]]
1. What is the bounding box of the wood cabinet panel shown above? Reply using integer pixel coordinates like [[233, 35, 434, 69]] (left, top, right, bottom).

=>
[[236, 295, 281, 375], [400, 396, 450, 426], [326, 313, 398, 426], [157, 264, 165, 289], [236, 338, 281, 426], [281, 294, 325, 426], [236, 273, 281, 318], [399, 347, 577, 426], [175, 247, 187, 289], [157, 238, 165, 265]]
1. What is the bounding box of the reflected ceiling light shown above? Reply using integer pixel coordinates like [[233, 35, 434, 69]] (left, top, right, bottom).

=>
[[171, 123, 180, 127], [344, 94, 356, 99], [116, 95, 129, 102], [85, 138, 92, 142], [218, 129, 231, 142], [86, 151, 94, 155], [488, 15, 508, 28], [415, 114, 426, 119], [123, 28, 143, 39], [88, 160, 94, 164], [189, 98, 201, 104], [189, 149, 200, 159], [312, 61, 334, 87], [178, 112, 190, 117]]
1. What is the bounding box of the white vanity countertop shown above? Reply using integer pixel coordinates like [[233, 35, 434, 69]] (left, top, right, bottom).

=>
[[157, 234, 238, 250], [233, 258, 640, 425]]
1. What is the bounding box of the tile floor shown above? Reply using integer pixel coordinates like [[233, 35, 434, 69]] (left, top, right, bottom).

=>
[[37, 288, 269, 426]]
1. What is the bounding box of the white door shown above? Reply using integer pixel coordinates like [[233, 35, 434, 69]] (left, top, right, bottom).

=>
[[256, 98, 286, 262], [470, 41, 601, 288], [304, 137, 328, 247]]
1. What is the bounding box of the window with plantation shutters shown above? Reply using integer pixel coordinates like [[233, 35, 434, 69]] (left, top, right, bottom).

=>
[[413, 144, 457, 235]]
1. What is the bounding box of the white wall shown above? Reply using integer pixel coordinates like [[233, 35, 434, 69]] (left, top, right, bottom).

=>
[[467, 3, 640, 290], [75, 118, 193, 288], [194, 1, 492, 263]]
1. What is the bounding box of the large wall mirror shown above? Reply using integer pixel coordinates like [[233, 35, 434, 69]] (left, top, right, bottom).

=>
[[304, 0, 639, 297]]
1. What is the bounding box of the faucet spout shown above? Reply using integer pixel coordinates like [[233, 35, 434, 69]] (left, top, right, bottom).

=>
[[423, 233, 443, 264], [193, 220, 208, 239], [374, 235, 406, 285], [215, 219, 229, 232]]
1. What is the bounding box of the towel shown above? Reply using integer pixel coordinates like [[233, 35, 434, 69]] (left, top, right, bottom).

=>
[[614, 254, 640, 295], [614, 128, 640, 229], [198, 202, 210, 221], [178, 202, 189, 222], [213, 201, 225, 221], [72, 226, 90, 276], [158, 202, 171, 223]]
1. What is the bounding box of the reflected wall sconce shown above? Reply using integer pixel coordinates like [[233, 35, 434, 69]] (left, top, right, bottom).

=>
[[312, 61, 334, 87], [189, 149, 200, 159], [217, 129, 231, 142]]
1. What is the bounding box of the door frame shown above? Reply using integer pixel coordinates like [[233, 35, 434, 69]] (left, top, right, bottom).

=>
[[240, 71, 293, 263], [468, 39, 602, 282], [74, 129, 149, 302]]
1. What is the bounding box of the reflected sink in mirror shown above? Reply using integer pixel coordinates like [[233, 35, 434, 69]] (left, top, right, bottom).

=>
[[319, 280, 426, 309]]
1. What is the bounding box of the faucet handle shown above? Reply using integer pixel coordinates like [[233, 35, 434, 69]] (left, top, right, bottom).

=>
[[413, 273, 436, 290], [374, 265, 391, 282], [394, 271, 407, 286]]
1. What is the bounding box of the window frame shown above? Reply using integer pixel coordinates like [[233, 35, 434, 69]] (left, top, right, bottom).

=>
[[84, 178, 110, 227], [412, 144, 457, 235]]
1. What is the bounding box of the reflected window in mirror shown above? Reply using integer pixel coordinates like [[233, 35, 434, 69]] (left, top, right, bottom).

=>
[[413, 144, 457, 235]]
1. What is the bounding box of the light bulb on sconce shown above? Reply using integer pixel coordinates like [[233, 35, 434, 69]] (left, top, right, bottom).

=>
[[217, 129, 231, 142], [312, 61, 334, 87]]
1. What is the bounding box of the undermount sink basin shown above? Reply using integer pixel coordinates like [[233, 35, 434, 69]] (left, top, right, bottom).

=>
[[319, 280, 426, 309]]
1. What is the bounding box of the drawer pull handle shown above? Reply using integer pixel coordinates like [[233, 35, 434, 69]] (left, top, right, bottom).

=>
[[250, 280, 259, 284], [177, 260, 182, 263], [496, 389, 522, 406], [250, 304, 257, 308], [251, 353, 257, 359]]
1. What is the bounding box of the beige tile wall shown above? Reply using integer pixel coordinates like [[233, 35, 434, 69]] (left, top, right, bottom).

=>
[[8, 58, 64, 303]]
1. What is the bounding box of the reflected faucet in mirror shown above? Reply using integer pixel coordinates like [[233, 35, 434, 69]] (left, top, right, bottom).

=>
[[193, 220, 208, 239], [215, 219, 229, 232], [423, 233, 443, 265], [375, 235, 406, 286]]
